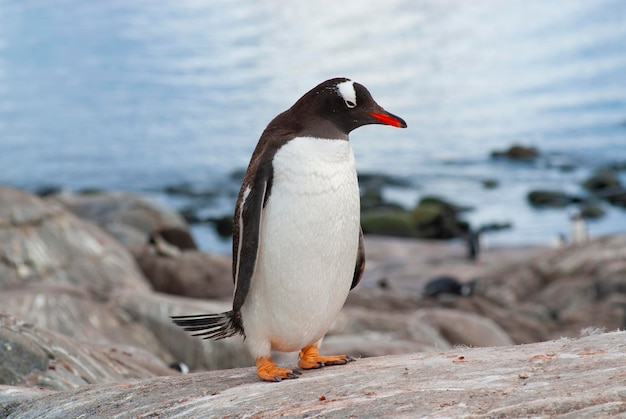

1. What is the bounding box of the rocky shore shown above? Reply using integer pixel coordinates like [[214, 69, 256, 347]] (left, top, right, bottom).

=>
[[1, 185, 626, 417]]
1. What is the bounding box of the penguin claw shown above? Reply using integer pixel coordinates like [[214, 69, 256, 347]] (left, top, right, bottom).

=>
[[256, 358, 299, 382], [298, 345, 356, 369]]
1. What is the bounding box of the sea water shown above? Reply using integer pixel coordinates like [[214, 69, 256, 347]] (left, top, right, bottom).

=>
[[1, 0, 625, 253]]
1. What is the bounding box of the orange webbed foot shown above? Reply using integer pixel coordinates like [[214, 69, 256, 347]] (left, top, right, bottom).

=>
[[256, 357, 301, 382], [297, 345, 356, 370]]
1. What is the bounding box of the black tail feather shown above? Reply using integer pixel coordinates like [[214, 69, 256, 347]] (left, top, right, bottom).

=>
[[171, 310, 243, 340]]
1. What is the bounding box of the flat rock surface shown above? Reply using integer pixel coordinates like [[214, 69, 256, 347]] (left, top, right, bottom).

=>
[[2, 331, 624, 418]]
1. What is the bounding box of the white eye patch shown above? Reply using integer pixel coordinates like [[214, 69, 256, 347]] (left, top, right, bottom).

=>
[[337, 80, 357, 108]]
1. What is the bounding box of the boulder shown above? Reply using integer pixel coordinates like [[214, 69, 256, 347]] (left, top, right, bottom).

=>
[[475, 234, 626, 340], [0, 186, 150, 293], [0, 313, 176, 392], [411, 307, 514, 347], [2, 331, 624, 418], [410, 196, 470, 239], [491, 144, 540, 160], [0, 283, 172, 362], [358, 172, 411, 213], [111, 290, 252, 371], [526, 189, 574, 208], [49, 190, 190, 253], [581, 169, 626, 208], [360, 211, 415, 237], [135, 248, 233, 299], [582, 169, 622, 192]]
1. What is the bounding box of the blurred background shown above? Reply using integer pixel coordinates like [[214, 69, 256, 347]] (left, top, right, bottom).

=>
[[1, 0, 625, 253]]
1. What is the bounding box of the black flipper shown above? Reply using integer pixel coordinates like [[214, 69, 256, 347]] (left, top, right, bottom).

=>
[[350, 228, 366, 290], [171, 150, 273, 341]]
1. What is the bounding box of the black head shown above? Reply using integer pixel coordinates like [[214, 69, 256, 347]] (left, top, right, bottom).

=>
[[282, 77, 407, 139]]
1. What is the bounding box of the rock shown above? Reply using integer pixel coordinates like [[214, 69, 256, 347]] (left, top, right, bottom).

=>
[[358, 172, 410, 213], [360, 211, 415, 237], [135, 248, 233, 299], [481, 178, 499, 189], [2, 332, 624, 418], [410, 196, 470, 239], [49, 190, 189, 253], [207, 215, 234, 238], [0, 186, 150, 293], [148, 228, 198, 251], [0, 313, 177, 392], [412, 307, 514, 347], [491, 144, 540, 160], [0, 283, 173, 361], [582, 169, 622, 192], [111, 290, 252, 371], [580, 169, 626, 208], [527, 190, 573, 208], [475, 233, 626, 340], [0, 385, 53, 405], [361, 196, 473, 240], [578, 202, 606, 219], [452, 296, 554, 344], [333, 307, 451, 353], [162, 183, 219, 199], [607, 190, 626, 208]]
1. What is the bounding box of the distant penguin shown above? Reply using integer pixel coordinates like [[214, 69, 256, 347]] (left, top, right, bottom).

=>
[[466, 229, 481, 261], [168, 362, 190, 374], [570, 212, 589, 243], [423, 276, 476, 298], [172, 78, 407, 381]]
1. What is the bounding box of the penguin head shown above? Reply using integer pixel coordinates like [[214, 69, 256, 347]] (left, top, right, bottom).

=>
[[288, 78, 407, 137]]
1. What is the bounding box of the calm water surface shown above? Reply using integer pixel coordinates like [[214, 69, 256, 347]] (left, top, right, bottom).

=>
[[1, 0, 625, 253]]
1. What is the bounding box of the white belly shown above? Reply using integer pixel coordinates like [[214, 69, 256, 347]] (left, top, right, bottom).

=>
[[241, 137, 360, 358]]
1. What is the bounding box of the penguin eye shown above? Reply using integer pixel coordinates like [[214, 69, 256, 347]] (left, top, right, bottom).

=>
[[345, 100, 356, 109]]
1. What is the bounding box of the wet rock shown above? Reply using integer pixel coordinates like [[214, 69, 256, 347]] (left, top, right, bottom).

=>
[[410, 196, 470, 239], [358, 172, 412, 189], [527, 190, 573, 208], [361, 211, 415, 237], [207, 215, 233, 238], [582, 169, 622, 192], [163, 183, 219, 199], [358, 172, 411, 213], [607, 190, 626, 208], [481, 178, 499, 189], [578, 202, 606, 219], [0, 186, 150, 293], [581, 169, 626, 207], [491, 144, 540, 160]]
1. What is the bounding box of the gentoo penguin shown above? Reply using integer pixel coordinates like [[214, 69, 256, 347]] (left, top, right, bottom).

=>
[[172, 78, 407, 381]]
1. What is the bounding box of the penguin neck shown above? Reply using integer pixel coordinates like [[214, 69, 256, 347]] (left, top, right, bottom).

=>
[[298, 117, 349, 141]]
